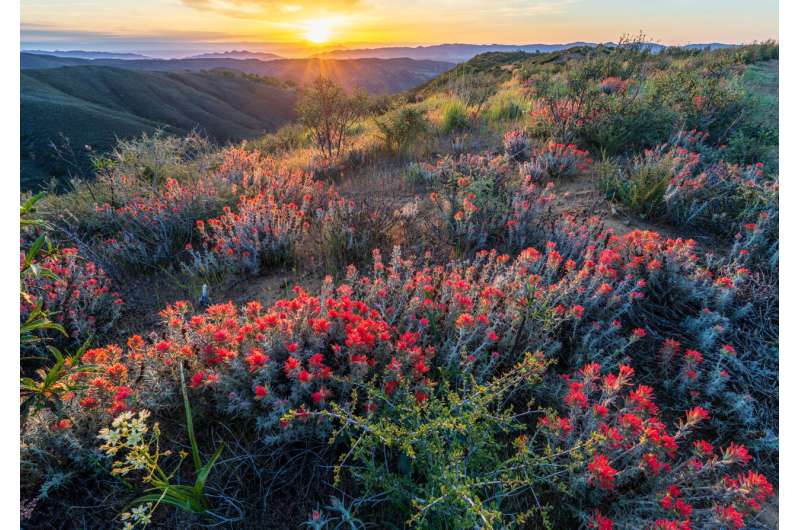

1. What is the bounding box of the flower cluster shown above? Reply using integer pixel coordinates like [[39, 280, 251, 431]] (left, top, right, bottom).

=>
[[21, 247, 122, 347], [422, 153, 556, 255], [57, 223, 776, 526], [539, 363, 774, 530], [665, 160, 777, 238], [68, 344, 135, 416], [188, 190, 316, 276], [503, 129, 530, 162], [97, 410, 158, 476], [92, 177, 229, 270], [520, 142, 592, 181]]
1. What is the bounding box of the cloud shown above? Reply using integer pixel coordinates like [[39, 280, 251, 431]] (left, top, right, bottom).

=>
[[181, 0, 362, 18], [20, 23, 247, 48], [479, 0, 579, 17]]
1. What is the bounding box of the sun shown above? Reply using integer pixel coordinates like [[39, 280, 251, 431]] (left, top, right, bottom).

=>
[[304, 19, 333, 44]]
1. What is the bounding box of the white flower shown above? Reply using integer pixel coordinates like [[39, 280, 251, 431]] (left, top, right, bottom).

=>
[[130, 503, 153, 525]]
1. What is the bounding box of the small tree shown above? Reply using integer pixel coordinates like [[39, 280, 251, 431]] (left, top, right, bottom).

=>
[[297, 77, 368, 162]]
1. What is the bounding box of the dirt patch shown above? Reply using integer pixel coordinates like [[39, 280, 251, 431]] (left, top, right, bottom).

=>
[[549, 171, 729, 256]]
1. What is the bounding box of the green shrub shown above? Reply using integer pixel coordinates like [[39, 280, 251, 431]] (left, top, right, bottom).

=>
[[323, 352, 551, 528], [598, 153, 672, 218], [486, 91, 526, 123], [441, 99, 470, 134], [374, 107, 429, 155], [251, 123, 310, 154], [579, 97, 675, 156]]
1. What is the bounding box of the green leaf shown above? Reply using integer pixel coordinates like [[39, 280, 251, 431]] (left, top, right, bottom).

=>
[[25, 234, 47, 267], [179, 364, 203, 473], [194, 443, 224, 496]]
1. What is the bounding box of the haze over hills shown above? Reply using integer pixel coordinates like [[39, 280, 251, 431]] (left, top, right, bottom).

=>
[[23, 50, 154, 60], [21, 66, 299, 190], [187, 50, 284, 61], [20, 53, 452, 94]]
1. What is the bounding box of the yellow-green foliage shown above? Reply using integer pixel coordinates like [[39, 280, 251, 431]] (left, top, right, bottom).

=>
[[486, 87, 529, 124], [440, 98, 470, 134]]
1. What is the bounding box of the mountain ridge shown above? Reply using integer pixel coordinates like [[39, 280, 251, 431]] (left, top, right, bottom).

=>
[[313, 41, 737, 62], [20, 53, 453, 94]]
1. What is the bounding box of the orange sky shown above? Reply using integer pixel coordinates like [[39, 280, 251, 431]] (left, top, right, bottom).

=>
[[21, 0, 777, 56]]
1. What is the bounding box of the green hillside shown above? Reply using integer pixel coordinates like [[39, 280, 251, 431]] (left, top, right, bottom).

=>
[[21, 66, 299, 190]]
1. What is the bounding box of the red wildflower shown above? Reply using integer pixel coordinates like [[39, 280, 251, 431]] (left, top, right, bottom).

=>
[[716, 505, 745, 529], [685, 406, 710, 425], [245, 348, 269, 371], [694, 439, 714, 456], [190, 370, 206, 388], [723, 443, 752, 464], [284, 356, 300, 375], [589, 512, 614, 530], [588, 453, 618, 490]]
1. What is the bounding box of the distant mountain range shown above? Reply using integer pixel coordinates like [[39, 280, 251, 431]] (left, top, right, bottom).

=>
[[186, 50, 284, 61], [24, 42, 738, 66], [23, 49, 153, 60], [313, 42, 737, 63], [20, 52, 453, 94]]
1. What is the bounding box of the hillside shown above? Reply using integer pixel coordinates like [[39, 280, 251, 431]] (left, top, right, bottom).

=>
[[314, 41, 736, 62], [21, 41, 779, 530], [20, 53, 453, 94], [21, 66, 299, 190]]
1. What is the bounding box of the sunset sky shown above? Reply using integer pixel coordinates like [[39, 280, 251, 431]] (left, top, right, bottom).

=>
[[21, 0, 778, 57]]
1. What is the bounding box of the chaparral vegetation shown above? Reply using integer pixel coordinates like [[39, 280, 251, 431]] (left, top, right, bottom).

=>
[[21, 39, 779, 529]]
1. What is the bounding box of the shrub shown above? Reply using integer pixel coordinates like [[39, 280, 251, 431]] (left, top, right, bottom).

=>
[[106, 130, 217, 186], [318, 352, 553, 528], [297, 77, 369, 162], [21, 247, 122, 349], [599, 76, 629, 95], [520, 142, 592, 182], [421, 154, 556, 255], [250, 123, 310, 154], [303, 192, 396, 275], [578, 96, 676, 156], [440, 99, 470, 134], [88, 177, 229, 271], [537, 363, 774, 529], [528, 97, 584, 143], [187, 190, 316, 277], [486, 91, 526, 123], [403, 162, 433, 188], [502, 129, 530, 162], [374, 107, 429, 155], [600, 142, 701, 219], [665, 162, 777, 236], [44, 143, 267, 273]]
